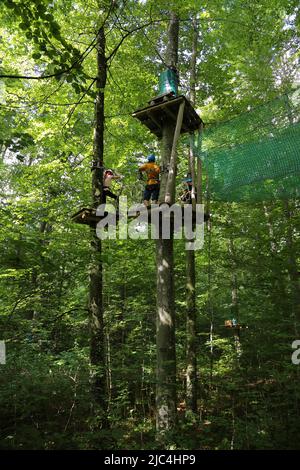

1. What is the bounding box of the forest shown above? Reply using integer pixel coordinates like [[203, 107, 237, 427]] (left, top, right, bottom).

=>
[[0, 0, 300, 451]]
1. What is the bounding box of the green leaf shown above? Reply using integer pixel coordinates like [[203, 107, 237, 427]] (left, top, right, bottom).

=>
[[72, 83, 81, 94], [32, 52, 42, 60], [19, 22, 29, 31]]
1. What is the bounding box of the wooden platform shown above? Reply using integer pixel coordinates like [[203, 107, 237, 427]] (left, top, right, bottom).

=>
[[71, 207, 102, 225], [132, 95, 203, 138], [71, 206, 209, 227]]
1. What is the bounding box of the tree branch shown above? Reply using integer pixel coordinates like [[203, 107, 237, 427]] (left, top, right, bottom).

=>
[[106, 20, 155, 63], [61, 78, 96, 129], [0, 36, 97, 80]]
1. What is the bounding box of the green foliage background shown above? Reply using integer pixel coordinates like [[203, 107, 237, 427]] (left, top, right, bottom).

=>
[[0, 0, 300, 450]]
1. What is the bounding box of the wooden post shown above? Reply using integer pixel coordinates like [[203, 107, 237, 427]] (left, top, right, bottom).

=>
[[164, 99, 185, 205], [156, 10, 179, 441], [89, 24, 108, 420], [186, 132, 197, 413], [189, 134, 197, 211], [196, 122, 204, 205], [185, 17, 199, 414]]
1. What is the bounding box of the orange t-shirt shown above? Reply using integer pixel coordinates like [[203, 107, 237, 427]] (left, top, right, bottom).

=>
[[139, 162, 160, 185]]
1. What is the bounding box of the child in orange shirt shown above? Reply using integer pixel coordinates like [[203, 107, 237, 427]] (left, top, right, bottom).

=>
[[138, 154, 160, 207]]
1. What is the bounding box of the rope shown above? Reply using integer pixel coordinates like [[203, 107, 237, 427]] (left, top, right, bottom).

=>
[[206, 188, 214, 389]]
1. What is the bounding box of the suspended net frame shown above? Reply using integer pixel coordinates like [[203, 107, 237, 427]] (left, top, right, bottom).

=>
[[190, 87, 300, 202]]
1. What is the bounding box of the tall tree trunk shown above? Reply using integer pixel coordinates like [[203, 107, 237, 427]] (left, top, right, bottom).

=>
[[89, 24, 108, 417], [186, 18, 198, 414], [156, 12, 179, 438], [186, 247, 197, 411]]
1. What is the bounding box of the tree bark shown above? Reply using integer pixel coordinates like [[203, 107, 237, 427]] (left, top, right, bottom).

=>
[[186, 18, 198, 414], [88, 24, 108, 416], [156, 12, 179, 438], [186, 247, 197, 411], [156, 232, 176, 434]]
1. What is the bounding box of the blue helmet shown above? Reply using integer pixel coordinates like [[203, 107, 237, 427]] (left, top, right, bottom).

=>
[[147, 154, 155, 162]]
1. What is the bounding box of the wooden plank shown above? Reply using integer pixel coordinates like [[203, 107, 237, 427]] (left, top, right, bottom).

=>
[[132, 95, 202, 137], [148, 91, 175, 105], [133, 95, 184, 118], [71, 206, 209, 227]]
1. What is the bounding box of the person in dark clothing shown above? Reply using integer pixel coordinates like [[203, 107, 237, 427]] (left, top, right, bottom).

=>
[[180, 173, 196, 204]]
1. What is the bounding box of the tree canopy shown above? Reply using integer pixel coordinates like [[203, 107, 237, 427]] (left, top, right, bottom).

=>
[[0, 0, 300, 451]]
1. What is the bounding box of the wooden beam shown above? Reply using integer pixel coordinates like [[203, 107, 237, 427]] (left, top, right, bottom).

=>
[[189, 134, 197, 211], [163, 106, 177, 121], [164, 107, 189, 133], [165, 100, 185, 204], [133, 95, 184, 118], [196, 122, 204, 205], [148, 111, 163, 130]]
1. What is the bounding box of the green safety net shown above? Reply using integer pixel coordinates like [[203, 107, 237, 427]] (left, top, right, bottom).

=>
[[191, 88, 300, 202]]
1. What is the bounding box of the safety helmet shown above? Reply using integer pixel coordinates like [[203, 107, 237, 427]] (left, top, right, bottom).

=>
[[147, 154, 155, 162], [105, 169, 114, 175]]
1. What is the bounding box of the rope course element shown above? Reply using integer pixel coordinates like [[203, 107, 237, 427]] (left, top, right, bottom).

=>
[[192, 88, 300, 202]]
